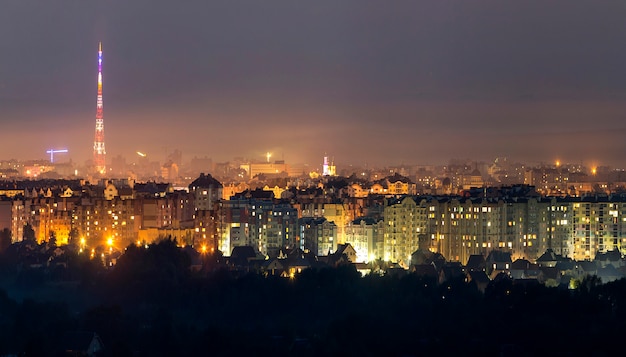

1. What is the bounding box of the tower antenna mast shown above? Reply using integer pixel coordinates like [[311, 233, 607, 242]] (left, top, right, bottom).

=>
[[93, 42, 106, 174]]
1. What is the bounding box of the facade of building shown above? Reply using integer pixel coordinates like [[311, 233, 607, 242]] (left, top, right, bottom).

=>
[[299, 217, 337, 256], [345, 217, 384, 262], [3, 177, 626, 266], [189, 173, 223, 211], [218, 191, 298, 257]]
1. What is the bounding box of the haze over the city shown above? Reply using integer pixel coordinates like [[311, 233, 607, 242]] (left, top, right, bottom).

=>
[[2, 1, 626, 169]]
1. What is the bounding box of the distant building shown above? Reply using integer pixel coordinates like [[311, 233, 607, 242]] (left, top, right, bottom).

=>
[[188, 173, 222, 211], [322, 156, 336, 176], [242, 161, 290, 179]]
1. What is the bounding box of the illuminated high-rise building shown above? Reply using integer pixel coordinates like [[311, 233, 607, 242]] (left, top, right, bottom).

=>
[[93, 42, 106, 174]]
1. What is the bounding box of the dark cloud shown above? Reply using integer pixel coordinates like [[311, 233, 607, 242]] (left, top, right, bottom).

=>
[[2, 1, 626, 168]]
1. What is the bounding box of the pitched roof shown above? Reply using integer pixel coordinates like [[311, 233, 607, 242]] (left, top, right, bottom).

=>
[[486, 250, 512, 263], [539, 266, 559, 280], [597, 264, 621, 278], [412, 264, 438, 277], [555, 260, 577, 271], [595, 249, 621, 262], [439, 262, 465, 280], [352, 217, 379, 225], [511, 258, 531, 270], [536, 249, 558, 262], [189, 173, 222, 189], [411, 248, 446, 269], [386, 173, 413, 184], [231, 245, 257, 259], [133, 181, 172, 195], [334, 243, 355, 256], [468, 270, 490, 284], [578, 261, 597, 272], [466, 254, 486, 270]]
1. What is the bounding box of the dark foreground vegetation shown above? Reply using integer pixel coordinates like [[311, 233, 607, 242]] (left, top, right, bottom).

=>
[[0, 239, 624, 356]]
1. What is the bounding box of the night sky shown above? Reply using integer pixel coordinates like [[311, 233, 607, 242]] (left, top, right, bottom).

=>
[[2, 1, 626, 169]]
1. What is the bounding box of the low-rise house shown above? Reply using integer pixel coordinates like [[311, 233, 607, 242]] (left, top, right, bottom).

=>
[[329, 243, 357, 266], [486, 250, 512, 278], [227, 245, 259, 272], [410, 247, 446, 271], [412, 263, 438, 280], [438, 261, 465, 284], [510, 258, 532, 279], [538, 266, 560, 286], [263, 258, 285, 276], [579, 260, 598, 278], [134, 181, 173, 198], [596, 264, 623, 284], [536, 248, 560, 268], [555, 260, 586, 280], [283, 256, 311, 278], [467, 270, 490, 293], [466, 254, 486, 272], [594, 250, 623, 269]]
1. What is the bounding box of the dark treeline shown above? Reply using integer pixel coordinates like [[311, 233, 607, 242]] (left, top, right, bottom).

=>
[[0, 239, 624, 356]]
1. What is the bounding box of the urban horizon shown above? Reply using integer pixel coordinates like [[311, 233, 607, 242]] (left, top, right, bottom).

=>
[[5, 2, 626, 171], [3, 2, 626, 355]]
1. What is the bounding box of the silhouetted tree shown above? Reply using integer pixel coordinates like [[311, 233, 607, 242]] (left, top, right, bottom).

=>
[[0, 228, 11, 253], [48, 230, 57, 248], [67, 226, 79, 249], [23, 223, 35, 242], [110, 238, 191, 289]]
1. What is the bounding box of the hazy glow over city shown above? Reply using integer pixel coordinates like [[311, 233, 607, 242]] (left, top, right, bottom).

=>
[[2, 1, 626, 168]]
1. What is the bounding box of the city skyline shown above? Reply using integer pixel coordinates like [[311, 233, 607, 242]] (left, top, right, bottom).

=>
[[2, 2, 626, 169]]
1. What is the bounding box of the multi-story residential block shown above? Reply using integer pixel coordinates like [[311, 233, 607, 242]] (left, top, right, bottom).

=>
[[546, 198, 573, 258], [189, 173, 222, 211], [218, 190, 298, 257], [7, 174, 626, 268], [383, 196, 420, 264], [570, 196, 626, 261], [345, 217, 384, 262], [299, 202, 352, 244], [219, 198, 255, 255], [298, 217, 337, 256]]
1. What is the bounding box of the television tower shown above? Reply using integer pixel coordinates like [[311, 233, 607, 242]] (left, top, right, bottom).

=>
[[93, 42, 106, 174]]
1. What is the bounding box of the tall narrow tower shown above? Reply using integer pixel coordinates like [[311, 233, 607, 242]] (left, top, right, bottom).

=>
[[93, 42, 106, 174]]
